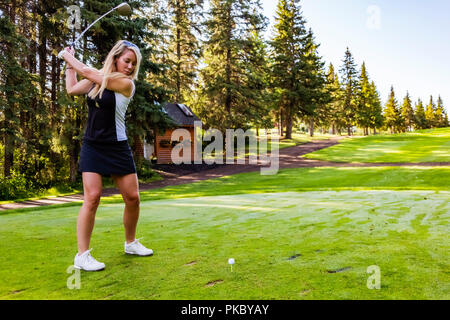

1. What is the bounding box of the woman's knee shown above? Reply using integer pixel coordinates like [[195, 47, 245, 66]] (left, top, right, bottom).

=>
[[124, 192, 140, 207], [84, 191, 102, 209]]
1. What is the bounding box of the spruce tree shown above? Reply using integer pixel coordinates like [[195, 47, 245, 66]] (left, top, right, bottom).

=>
[[270, 0, 325, 139], [435, 96, 448, 127], [166, 0, 204, 103], [301, 29, 328, 137], [368, 81, 383, 134], [195, 0, 267, 132], [400, 91, 414, 132], [241, 23, 272, 132], [424, 96, 436, 128], [383, 86, 402, 133], [339, 47, 359, 136], [0, 8, 37, 178], [356, 62, 372, 135], [414, 98, 427, 130], [325, 63, 344, 134]]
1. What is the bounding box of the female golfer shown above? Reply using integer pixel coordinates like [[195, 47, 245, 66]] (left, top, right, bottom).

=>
[[59, 40, 153, 271]]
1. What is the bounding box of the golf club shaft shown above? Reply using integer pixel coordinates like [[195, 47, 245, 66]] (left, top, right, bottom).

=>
[[70, 5, 120, 48]]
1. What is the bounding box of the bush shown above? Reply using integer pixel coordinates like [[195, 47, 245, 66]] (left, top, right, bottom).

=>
[[135, 158, 157, 181], [0, 171, 32, 201]]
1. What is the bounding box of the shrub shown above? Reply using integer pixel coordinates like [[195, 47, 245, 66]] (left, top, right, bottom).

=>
[[0, 171, 32, 200], [135, 158, 157, 181]]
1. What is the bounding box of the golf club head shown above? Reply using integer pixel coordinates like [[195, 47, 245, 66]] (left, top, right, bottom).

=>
[[116, 3, 132, 16]]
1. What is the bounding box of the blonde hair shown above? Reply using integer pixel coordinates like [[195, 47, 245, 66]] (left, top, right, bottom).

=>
[[88, 40, 142, 100]]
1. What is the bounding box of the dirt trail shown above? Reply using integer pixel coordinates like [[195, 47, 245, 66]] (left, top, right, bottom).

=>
[[1, 137, 448, 211]]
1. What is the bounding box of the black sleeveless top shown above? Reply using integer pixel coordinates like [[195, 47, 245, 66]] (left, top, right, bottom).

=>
[[84, 83, 135, 143]]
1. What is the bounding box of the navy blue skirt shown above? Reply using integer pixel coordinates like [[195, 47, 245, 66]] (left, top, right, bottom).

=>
[[78, 139, 137, 177]]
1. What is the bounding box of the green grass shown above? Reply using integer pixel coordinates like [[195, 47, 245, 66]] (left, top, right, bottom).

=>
[[3, 167, 449, 214], [1, 128, 448, 300], [304, 128, 450, 163], [0, 190, 448, 300], [137, 167, 450, 203], [0, 166, 449, 299]]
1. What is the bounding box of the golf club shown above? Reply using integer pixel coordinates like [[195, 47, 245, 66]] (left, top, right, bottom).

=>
[[70, 2, 132, 48]]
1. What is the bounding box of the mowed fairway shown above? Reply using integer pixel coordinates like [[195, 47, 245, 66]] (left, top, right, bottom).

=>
[[1, 129, 449, 300], [304, 128, 450, 163], [0, 167, 449, 300]]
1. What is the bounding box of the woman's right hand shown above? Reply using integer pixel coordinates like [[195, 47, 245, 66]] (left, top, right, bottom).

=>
[[64, 46, 75, 56], [58, 46, 75, 60]]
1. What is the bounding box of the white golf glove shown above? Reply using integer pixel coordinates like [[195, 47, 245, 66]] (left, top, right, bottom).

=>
[[57, 49, 67, 60]]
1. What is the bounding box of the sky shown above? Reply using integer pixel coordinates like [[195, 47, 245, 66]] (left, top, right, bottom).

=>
[[261, 0, 450, 112]]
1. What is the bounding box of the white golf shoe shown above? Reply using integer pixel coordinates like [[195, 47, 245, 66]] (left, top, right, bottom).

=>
[[74, 249, 105, 271], [124, 238, 153, 256]]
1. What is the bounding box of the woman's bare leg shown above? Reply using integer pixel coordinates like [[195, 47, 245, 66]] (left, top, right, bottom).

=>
[[112, 173, 140, 244], [77, 172, 102, 254]]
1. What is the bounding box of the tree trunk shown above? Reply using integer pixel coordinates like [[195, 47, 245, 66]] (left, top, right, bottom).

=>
[[279, 110, 284, 136], [3, 0, 17, 177], [51, 53, 57, 121], [224, 7, 232, 116], [332, 123, 336, 135], [133, 135, 145, 162], [69, 150, 78, 183], [309, 118, 314, 137], [347, 125, 351, 136], [176, 0, 181, 102], [285, 106, 293, 140]]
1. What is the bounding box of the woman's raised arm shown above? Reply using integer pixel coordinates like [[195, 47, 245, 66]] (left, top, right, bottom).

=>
[[60, 47, 133, 97], [66, 78, 94, 96]]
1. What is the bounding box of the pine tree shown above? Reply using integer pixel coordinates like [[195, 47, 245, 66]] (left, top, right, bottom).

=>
[[0, 4, 37, 178], [383, 86, 402, 133], [339, 47, 359, 136], [301, 29, 328, 137], [166, 0, 204, 103], [356, 62, 372, 135], [270, 0, 326, 139], [424, 96, 436, 128], [195, 0, 267, 132], [435, 96, 448, 128], [325, 63, 344, 134], [270, 0, 306, 139], [241, 23, 272, 131], [414, 98, 427, 130], [368, 81, 383, 134], [400, 91, 414, 132]]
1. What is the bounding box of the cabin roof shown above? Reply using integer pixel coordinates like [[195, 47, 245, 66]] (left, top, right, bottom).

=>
[[163, 103, 202, 127]]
